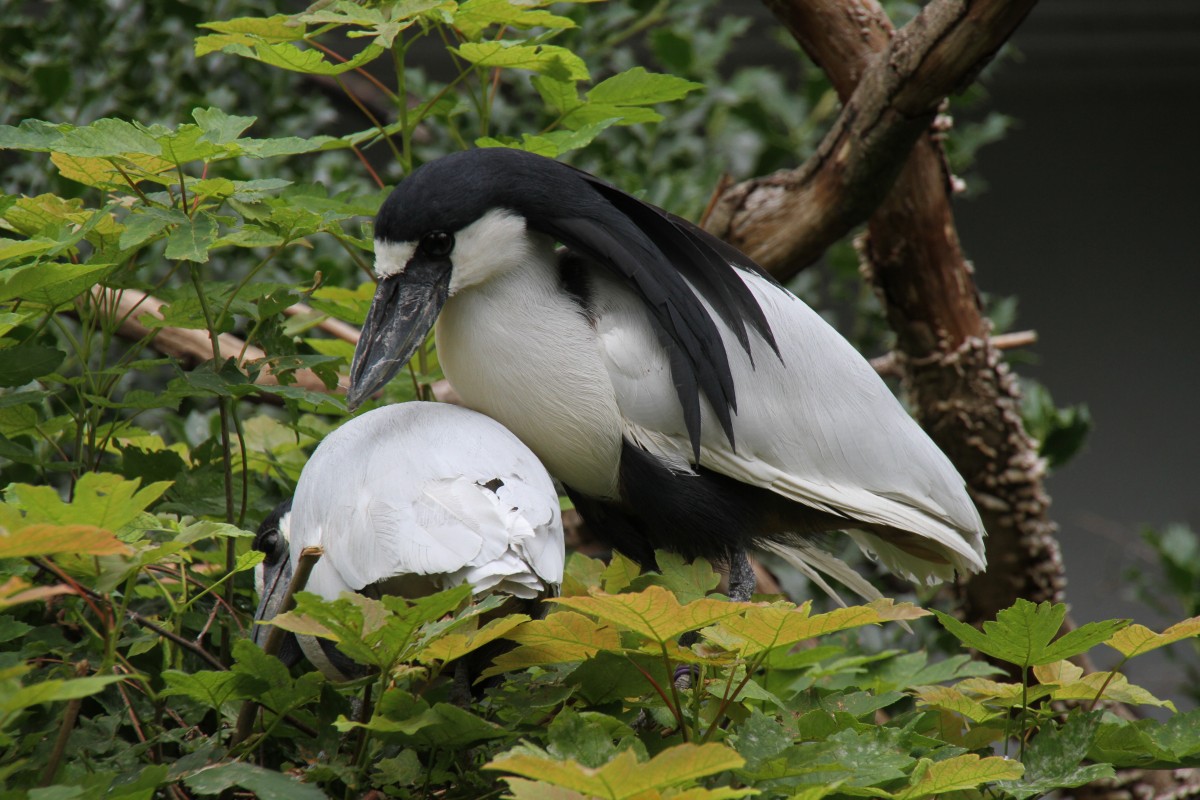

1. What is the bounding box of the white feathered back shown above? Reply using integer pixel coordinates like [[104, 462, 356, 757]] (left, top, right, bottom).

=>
[[288, 402, 564, 602]]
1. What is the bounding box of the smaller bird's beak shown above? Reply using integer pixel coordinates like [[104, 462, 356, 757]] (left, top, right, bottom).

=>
[[347, 257, 452, 409], [252, 554, 303, 667]]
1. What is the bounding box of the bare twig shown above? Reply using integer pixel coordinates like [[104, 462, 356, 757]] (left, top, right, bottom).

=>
[[39, 660, 89, 786]]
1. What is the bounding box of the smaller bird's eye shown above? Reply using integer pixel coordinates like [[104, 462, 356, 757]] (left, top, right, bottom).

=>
[[255, 529, 280, 559], [420, 230, 455, 258]]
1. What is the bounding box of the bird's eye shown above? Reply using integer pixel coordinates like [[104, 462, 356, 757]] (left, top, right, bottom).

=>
[[420, 230, 454, 258], [255, 529, 280, 558]]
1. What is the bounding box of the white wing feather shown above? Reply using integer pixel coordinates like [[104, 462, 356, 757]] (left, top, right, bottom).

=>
[[592, 267, 986, 593], [290, 402, 564, 601]]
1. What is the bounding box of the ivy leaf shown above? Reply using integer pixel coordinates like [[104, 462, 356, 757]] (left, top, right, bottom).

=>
[[894, 754, 1023, 800], [934, 599, 1128, 669], [551, 585, 742, 644], [487, 744, 747, 800], [182, 761, 326, 800], [1105, 615, 1200, 659], [482, 610, 619, 677]]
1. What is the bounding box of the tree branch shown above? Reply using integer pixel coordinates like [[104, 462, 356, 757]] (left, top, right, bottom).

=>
[[708, 0, 1037, 280]]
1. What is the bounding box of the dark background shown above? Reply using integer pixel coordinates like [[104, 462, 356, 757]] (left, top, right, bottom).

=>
[[951, 0, 1200, 698]]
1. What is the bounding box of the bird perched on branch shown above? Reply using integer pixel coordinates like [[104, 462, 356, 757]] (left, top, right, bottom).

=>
[[252, 401, 564, 680], [346, 148, 986, 603]]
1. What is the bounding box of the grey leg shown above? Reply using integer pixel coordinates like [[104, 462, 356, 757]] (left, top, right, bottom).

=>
[[727, 547, 756, 602]]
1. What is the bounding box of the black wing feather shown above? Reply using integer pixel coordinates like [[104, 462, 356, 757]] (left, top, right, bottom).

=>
[[580, 178, 780, 360]]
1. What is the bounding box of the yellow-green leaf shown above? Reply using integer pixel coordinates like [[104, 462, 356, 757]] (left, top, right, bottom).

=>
[[0, 576, 75, 610], [1104, 616, 1200, 658], [707, 599, 928, 657], [0, 524, 130, 558], [419, 614, 529, 664], [894, 754, 1024, 800], [481, 610, 618, 677], [601, 550, 640, 593], [455, 42, 588, 81], [912, 685, 998, 723], [488, 744, 745, 800], [551, 585, 742, 644]]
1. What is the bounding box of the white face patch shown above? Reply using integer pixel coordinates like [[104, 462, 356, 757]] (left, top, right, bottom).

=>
[[372, 209, 531, 292], [374, 240, 417, 279], [448, 209, 532, 294]]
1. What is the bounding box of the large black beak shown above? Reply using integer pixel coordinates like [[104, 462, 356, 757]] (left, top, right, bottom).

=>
[[346, 256, 453, 409]]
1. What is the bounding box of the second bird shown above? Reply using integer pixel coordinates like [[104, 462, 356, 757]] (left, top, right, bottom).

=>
[[347, 148, 987, 602]]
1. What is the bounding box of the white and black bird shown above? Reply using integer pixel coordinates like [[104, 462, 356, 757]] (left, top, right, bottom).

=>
[[253, 401, 565, 679], [346, 148, 986, 603]]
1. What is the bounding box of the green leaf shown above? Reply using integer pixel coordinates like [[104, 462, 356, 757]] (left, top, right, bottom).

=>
[[191, 107, 257, 144], [997, 712, 1113, 800], [532, 75, 582, 115], [587, 67, 703, 106], [119, 208, 186, 250], [182, 761, 326, 800], [339, 696, 508, 747], [0, 343, 64, 387], [455, 42, 589, 81], [194, 15, 303, 56], [0, 674, 130, 715], [601, 550, 640, 593], [3, 473, 170, 532], [934, 599, 1127, 669], [163, 213, 218, 262], [161, 670, 262, 709], [454, 0, 576, 40], [0, 261, 121, 307]]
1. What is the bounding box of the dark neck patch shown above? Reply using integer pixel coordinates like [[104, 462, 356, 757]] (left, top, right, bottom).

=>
[[558, 250, 597, 327]]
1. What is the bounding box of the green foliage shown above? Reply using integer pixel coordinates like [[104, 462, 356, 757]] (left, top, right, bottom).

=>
[[0, 0, 1189, 796]]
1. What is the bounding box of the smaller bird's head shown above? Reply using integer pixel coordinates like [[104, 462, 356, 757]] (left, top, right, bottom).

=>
[[251, 498, 303, 666]]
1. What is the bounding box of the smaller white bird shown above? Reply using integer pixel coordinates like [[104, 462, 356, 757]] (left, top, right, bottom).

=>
[[252, 401, 565, 680]]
